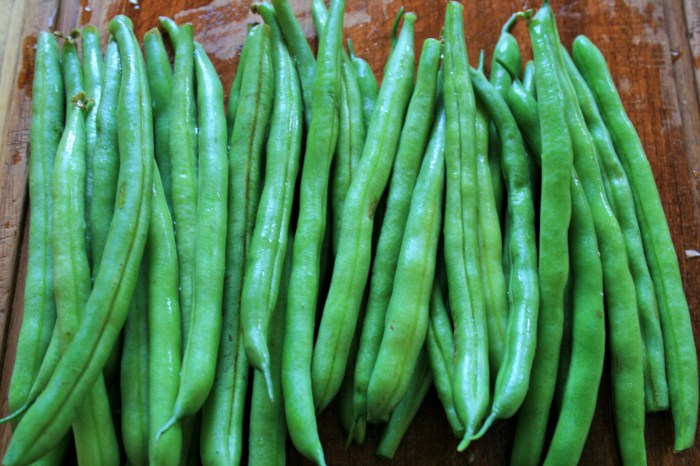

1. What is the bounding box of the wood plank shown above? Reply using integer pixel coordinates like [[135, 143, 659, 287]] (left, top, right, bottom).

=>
[[0, 1, 698, 465]]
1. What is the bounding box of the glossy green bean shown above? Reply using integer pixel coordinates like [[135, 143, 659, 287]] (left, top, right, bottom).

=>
[[510, 10, 573, 465], [81, 25, 103, 273], [147, 168, 182, 466], [200, 22, 273, 466], [469, 67, 538, 440], [442, 2, 489, 450], [8, 32, 63, 421], [51, 96, 120, 466], [573, 33, 697, 453], [2, 15, 153, 465], [312, 10, 416, 414], [563, 47, 668, 412], [353, 36, 440, 427], [60, 32, 83, 116], [522, 60, 535, 95], [226, 26, 253, 137], [242, 2, 303, 392], [366, 99, 445, 421], [283, 1, 344, 463], [144, 28, 174, 211]]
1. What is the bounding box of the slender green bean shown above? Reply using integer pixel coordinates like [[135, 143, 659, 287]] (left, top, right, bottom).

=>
[[442, 2, 489, 450], [8, 32, 63, 421], [242, 2, 303, 392], [200, 22, 273, 466], [347, 39, 378, 129], [283, 1, 344, 463], [510, 10, 573, 464]]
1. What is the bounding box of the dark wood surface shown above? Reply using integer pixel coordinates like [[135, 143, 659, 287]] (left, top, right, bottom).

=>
[[0, 0, 699, 464]]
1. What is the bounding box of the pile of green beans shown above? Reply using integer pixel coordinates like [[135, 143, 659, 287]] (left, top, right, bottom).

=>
[[4, 1, 696, 465]]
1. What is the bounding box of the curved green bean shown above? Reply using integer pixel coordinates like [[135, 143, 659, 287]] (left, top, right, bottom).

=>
[[347, 39, 378, 129]]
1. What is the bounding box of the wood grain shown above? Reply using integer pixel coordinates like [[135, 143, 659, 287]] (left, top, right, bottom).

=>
[[0, 0, 698, 464]]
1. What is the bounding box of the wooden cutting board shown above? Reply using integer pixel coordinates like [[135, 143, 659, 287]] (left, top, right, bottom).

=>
[[0, 0, 698, 464]]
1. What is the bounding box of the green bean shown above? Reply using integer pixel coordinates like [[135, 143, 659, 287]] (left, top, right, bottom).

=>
[[283, 1, 344, 463], [352, 37, 439, 426], [347, 39, 378, 129], [312, 10, 416, 414], [2, 15, 153, 465], [81, 25, 103, 273], [468, 67, 538, 440], [161, 23, 230, 434], [51, 95, 120, 466], [367, 100, 445, 421], [442, 2, 489, 450], [163, 23, 197, 348], [510, 10, 573, 465], [147, 168, 182, 466], [8, 32, 63, 422], [200, 22, 273, 466], [226, 26, 253, 138], [573, 33, 697, 453], [425, 273, 464, 438], [338, 329, 365, 446], [543, 173, 605, 466], [488, 14, 521, 220], [476, 92, 507, 377], [242, 2, 303, 393], [376, 349, 432, 460], [271, 0, 315, 125], [248, 233, 293, 466], [144, 28, 174, 211], [563, 47, 668, 413], [383, 7, 405, 77], [121, 266, 149, 466]]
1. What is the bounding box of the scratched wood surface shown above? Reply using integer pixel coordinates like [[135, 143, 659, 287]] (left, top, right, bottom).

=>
[[0, 0, 699, 464]]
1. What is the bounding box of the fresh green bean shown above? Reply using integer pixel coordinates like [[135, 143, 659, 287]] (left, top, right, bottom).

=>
[[312, 10, 416, 414], [270, 0, 315, 125], [51, 95, 120, 466], [442, 2, 489, 450], [144, 28, 174, 211], [563, 47, 668, 412], [163, 23, 197, 348], [121, 266, 149, 466], [573, 33, 697, 453], [543, 173, 605, 466], [200, 22, 273, 466], [366, 99, 445, 421], [283, 1, 344, 463], [248, 233, 293, 466], [147, 168, 182, 466], [226, 26, 253, 138], [353, 36, 439, 426], [510, 10, 573, 465], [468, 67, 538, 440], [81, 25, 103, 273], [8, 32, 63, 422], [347, 39, 378, 129], [488, 14, 522, 220], [242, 2, 303, 393], [2, 15, 153, 465], [59, 31, 83, 117], [162, 22, 231, 434], [522, 60, 535, 95]]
